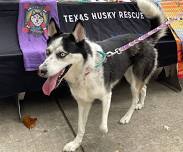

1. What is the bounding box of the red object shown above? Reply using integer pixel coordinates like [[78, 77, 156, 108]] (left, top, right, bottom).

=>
[[23, 3, 30, 10], [44, 6, 50, 12], [41, 22, 46, 28], [22, 27, 29, 33], [44, 29, 48, 35], [27, 21, 33, 27]]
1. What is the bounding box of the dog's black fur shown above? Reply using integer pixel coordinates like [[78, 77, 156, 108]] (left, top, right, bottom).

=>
[[98, 34, 156, 89]]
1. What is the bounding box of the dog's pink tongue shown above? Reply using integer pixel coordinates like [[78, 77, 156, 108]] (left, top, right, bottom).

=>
[[42, 73, 60, 96]]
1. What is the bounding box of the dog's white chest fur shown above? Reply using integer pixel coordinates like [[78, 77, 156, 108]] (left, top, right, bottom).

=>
[[68, 66, 106, 102]]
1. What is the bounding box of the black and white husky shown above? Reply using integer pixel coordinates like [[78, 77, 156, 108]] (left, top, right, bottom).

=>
[[39, 0, 166, 151]]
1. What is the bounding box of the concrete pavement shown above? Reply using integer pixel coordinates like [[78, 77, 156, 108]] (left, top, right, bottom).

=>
[[0, 80, 183, 152]]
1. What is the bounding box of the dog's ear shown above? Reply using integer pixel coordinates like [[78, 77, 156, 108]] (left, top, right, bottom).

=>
[[72, 20, 86, 42], [48, 18, 61, 37]]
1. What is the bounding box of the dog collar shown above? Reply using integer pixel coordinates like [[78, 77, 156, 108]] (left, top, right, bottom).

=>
[[84, 50, 106, 76], [95, 50, 107, 68]]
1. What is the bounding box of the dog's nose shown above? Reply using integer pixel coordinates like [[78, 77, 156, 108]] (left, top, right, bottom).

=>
[[40, 69, 47, 74], [38, 69, 47, 77]]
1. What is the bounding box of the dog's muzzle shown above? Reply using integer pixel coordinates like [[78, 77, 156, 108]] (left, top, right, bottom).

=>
[[38, 64, 48, 78]]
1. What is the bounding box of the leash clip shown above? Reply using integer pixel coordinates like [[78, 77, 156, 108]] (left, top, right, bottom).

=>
[[106, 48, 121, 58], [106, 51, 115, 57], [115, 48, 122, 54]]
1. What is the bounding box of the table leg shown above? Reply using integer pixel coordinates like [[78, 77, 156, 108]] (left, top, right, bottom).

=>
[[157, 64, 182, 92]]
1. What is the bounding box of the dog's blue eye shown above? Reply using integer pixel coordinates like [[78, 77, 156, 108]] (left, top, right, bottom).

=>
[[56, 52, 67, 58]]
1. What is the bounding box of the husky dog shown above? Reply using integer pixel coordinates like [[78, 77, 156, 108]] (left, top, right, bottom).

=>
[[39, 0, 166, 151]]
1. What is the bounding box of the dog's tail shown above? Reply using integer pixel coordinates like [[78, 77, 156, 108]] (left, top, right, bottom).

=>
[[137, 0, 166, 44]]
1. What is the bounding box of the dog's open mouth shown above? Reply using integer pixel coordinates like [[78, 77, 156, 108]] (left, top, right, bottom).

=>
[[42, 65, 72, 96]]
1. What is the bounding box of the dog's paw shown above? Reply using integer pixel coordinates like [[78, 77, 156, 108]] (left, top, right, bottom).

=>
[[99, 124, 108, 134], [119, 114, 132, 124], [63, 141, 80, 152], [135, 103, 144, 110]]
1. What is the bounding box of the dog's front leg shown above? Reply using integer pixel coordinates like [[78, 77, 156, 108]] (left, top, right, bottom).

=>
[[100, 91, 112, 134], [63, 101, 92, 152]]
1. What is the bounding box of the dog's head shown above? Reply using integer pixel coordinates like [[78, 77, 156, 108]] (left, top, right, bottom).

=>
[[39, 19, 91, 95]]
